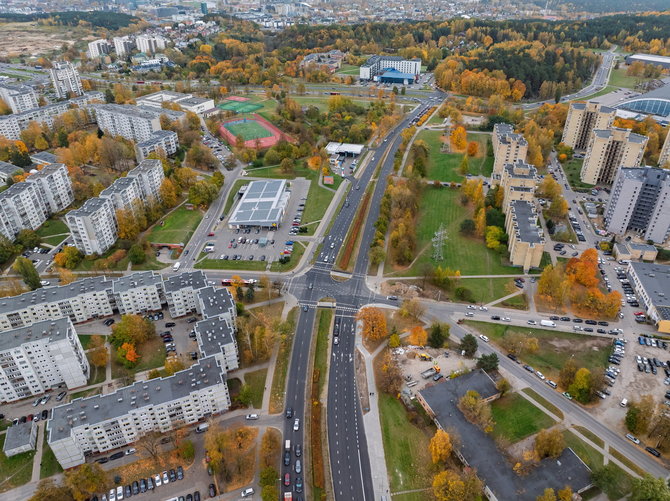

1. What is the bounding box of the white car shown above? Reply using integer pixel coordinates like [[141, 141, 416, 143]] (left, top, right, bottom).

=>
[[116, 486, 123, 500], [479, 306, 488, 311], [535, 371, 545, 380], [241, 488, 255, 497], [502, 317, 511, 322], [154, 474, 162, 487], [465, 312, 474, 317], [467, 305, 477, 310], [626, 433, 641, 445], [527, 320, 537, 325], [162, 471, 169, 484], [479, 335, 489, 343], [293, 418, 300, 431]]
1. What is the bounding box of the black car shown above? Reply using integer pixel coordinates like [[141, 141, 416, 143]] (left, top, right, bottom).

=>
[[549, 316, 560, 321], [507, 353, 518, 362], [187, 317, 197, 323], [573, 318, 583, 323], [646, 446, 661, 457], [286, 407, 293, 419], [194, 492, 200, 501], [523, 365, 534, 372], [177, 465, 184, 480], [638, 363, 644, 372], [597, 329, 606, 334], [95, 457, 109, 464], [41, 409, 48, 420], [169, 469, 177, 482], [295, 476, 303, 493], [585, 319, 597, 325], [295, 444, 302, 457], [560, 317, 571, 322], [132, 481, 139, 495], [584, 327, 594, 332], [187, 495, 193, 501], [124, 485, 131, 497], [209, 484, 216, 497], [491, 315, 501, 320], [598, 321, 609, 326], [165, 322, 176, 327], [110, 451, 124, 460], [147, 477, 154, 490], [103, 318, 115, 326]]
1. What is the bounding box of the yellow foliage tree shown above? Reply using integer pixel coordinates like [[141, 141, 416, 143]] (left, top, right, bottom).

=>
[[356, 307, 387, 341], [429, 429, 453, 464]]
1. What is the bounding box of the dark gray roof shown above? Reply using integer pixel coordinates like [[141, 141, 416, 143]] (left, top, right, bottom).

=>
[[194, 316, 235, 359], [112, 271, 162, 294], [198, 286, 235, 319], [48, 356, 224, 443], [495, 123, 527, 146], [66, 197, 111, 217], [504, 160, 537, 180], [420, 375, 592, 500], [163, 270, 207, 293], [510, 201, 543, 244], [3, 421, 34, 453], [136, 130, 178, 148], [570, 101, 615, 114], [629, 262, 670, 318], [0, 317, 72, 352], [99, 176, 138, 199], [27, 162, 66, 179], [29, 151, 58, 165], [593, 127, 647, 144], [0, 160, 22, 177]]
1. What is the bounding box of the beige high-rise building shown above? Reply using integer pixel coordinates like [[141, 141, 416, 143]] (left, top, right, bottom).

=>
[[580, 128, 648, 185], [504, 200, 545, 272], [659, 131, 670, 168], [561, 101, 616, 151], [491, 123, 527, 184], [500, 159, 537, 212]]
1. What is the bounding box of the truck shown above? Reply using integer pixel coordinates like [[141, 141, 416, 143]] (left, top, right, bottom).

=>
[[540, 320, 556, 328], [285, 440, 291, 451], [172, 262, 181, 272], [421, 368, 437, 379]]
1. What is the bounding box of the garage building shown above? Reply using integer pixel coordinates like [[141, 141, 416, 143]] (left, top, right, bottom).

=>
[[228, 179, 290, 229]]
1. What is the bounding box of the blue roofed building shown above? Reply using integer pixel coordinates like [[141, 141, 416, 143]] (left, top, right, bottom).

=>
[[378, 68, 416, 84]]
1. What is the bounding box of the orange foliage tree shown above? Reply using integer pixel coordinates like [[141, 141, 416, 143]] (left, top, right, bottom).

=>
[[466, 141, 479, 157], [450, 125, 467, 151], [356, 307, 387, 342], [408, 326, 428, 346]]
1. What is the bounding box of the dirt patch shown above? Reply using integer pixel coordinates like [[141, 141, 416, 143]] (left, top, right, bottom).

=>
[[0, 22, 78, 57], [393, 345, 476, 394], [355, 348, 370, 413]]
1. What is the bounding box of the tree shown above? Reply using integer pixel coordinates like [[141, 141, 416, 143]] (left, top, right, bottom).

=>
[[15, 229, 41, 250], [399, 298, 425, 320], [429, 429, 453, 464], [356, 307, 387, 341], [458, 155, 469, 175], [28, 479, 75, 501], [159, 178, 178, 209], [568, 367, 591, 403], [458, 390, 493, 432], [408, 325, 428, 346], [58, 267, 76, 285], [467, 141, 479, 157], [459, 333, 478, 357], [451, 125, 467, 150], [378, 349, 403, 395], [548, 197, 568, 219], [63, 463, 109, 501], [237, 384, 253, 406], [460, 219, 475, 236], [630, 474, 670, 501], [536, 488, 557, 501], [109, 314, 155, 348], [189, 180, 219, 207], [559, 358, 577, 389], [388, 333, 401, 348], [428, 323, 449, 348], [117, 342, 140, 367], [54, 245, 83, 268], [538, 176, 562, 200], [164, 355, 187, 376], [137, 431, 163, 462], [0, 235, 17, 264], [177, 439, 195, 462], [557, 486, 573, 501], [116, 208, 140, 241], [477, 353, 499, 372], [89, 335, 108, 368], [496, 377, 511, 396], [279, 157, 295, 174], [534, 428, 565, 459], [626, 395, 656, 435], [433, 470, 465, 501], [13, 256, 41, 290], [128, 243, 146, 264]]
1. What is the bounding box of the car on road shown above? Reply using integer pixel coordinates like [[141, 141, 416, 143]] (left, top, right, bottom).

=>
[[245, 414, 259, 420], [645, 446, 661, 457], [386, 295, 398, 300], [284, 473, 291, 486], [293, 418, 300, 431], [295, 476, 303, 493], [209, 483, 217, 496], [491, 315, 501, 320], [241, 488, 255, 498], [295, 459, 302, 473], [562, 392, 573, 400], [104, 318, 115, 326], [501, 317, 511, 322], [284, 451, 291, 466], [527, 320, 537, 325], [286, 407, 293, 419], [295, 444, 302, 457], [626, 434, 640, 445], [479, 334, 489, 342]]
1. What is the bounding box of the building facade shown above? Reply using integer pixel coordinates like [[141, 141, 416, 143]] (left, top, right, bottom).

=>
[[3, 420, 37, 456], [659, 131, 670, 168], [499, 160, 537, 211], [0, 182, 49, 240], [113, 36, 135, 57], [135, 130, 179, 162], [112, 272, 164, 315], [491, 123, 528, 183], [580, 128, 648, 185], [359, 56, 421, 81], [66, 197, 118, 255], [0, 83, 38, 114], [87, 39, 111, 59], [504, 200, 545, 272], [49, 61, 84, 99], [0, 318, 89, 403], [47, 357, 229, 468], [26, 163, 74, 214], [194, 286, 239, 372], [90, 104, 163, 143], [561, 102, 616, 151], [605, 166, 670, 244], [99, 176, 143, 213], [628, 262, 670, 333], [163, 271, 208, 318], [136, 35, 167, 54]]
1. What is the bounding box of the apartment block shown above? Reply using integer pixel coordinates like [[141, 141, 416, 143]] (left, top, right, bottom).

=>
[[561, 101, 616, 151], [127, 159, 165, 202], [87, 39, 112, 59], [136, 35, 167, 54], [359, 55, 421, 80], [0, 182, 49, 240], [605, 167, 670, 244], [49, 61, 84, 99], [66, 197, 118, 255], [112, 272, 164, 316], [3, 420, 37, 456], [504, 200, 545, 272], [113, 36, 135, 57], [0, 83, 38, 114], [47, 356, 229, 468], [163, 271, 208, 318], [26, 163, 74, 214], [99, 176, 143, 213], [135, 130, 179, 162], [499, 159, 537, 211], [194, 286, 238, 372], [659, 131, 670, 168], [580, 128, 648, 185], [491, 123, 528, 183], [0, 160, 22, 183], [90, 104, 162, 143], [0, 318, 89, 403]]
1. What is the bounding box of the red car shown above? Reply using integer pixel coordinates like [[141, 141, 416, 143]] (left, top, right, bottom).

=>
[[208, 232, 215, 236], [284, 473, 290, 486], [634, 312, 645, 316]]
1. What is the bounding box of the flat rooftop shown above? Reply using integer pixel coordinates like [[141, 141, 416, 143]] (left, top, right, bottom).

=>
[[163, 270, 208, 293], [0, 317, 72, 354], [510, 201, 543, 244], [420, 373, 592, 500], [3, 421, 34, 453], [198, 286, 236, 319], [195, 316, 236, 359], [504, 160, 537, 179], [48, 356, 224, 443], [112, 271, 162, 294], [228, 179, 289, 227], [66, 196, 111, 217], [629, 262, 670, 319]]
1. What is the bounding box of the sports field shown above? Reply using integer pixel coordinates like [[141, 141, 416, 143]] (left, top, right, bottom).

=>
[[224, 119, 273, 141], [218, 98, 263, 114]]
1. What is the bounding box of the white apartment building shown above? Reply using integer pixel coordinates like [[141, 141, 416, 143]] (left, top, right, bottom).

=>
[[127, 158, 165, 201], [163, 271, 208, 318], [0, 83, 38, 114], [49, 61, 84, 99], [0, 318, 89, 403], [87, 39, 112, 59], [359, 55, 421, 80], [66, 197, 118, 255], [47, 356, 230, 468], [113, 36, 135, 57], [112, 272, 164, 316], [26, 163, 74, 214], [99, 176, 143, 213], [91, 104, 162, 143], [491, 123, 528, 183], [0, 182, 49, 241], [194, 286, 239, 372], [135, 35, 167, 54], [135, 130, 179, 162], [0, 160, 22, 183]]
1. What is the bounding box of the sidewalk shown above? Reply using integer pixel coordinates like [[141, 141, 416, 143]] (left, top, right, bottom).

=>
[[30, 421, 45, 483]]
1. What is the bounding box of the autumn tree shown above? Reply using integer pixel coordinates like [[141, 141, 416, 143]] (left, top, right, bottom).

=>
[[399, 298, 425, 320], [164, 355, 187, 376], [626, 395, 656, 435], [559, 358, 578, 389], [109, 314, 155, 348], [537, 176, 562, 201], [57, 267, 76, 285], [429, 429, 453, 464], [467, 141, 479, 157], [534, 428, 565, 459], [496, 377, 511, 396], [451, 125, 467, 150], [408, 325, 428, 346], [548, 196, 568, 219], [428, 322, 449, 348], [536, 488, 557, 501], [137, 430, 163, 462], [89, 335, 108, 368], [458, 155, 469, 175], [63, 463, 110, 501], [458, 390, 494, 432], [378, 349, 403, 395], [356, 307, 387, 341], [433, 470, 465, 501], [28, 479, 75, 501], [568, 367, 591, 403], [54, 246, 83, 269], [13, 256, 41, 290]]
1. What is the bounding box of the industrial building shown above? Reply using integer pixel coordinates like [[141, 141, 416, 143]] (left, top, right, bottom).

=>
[[228, 179, 290, 229], [625, 53, 670, 70], [136, 90, 215, 115]]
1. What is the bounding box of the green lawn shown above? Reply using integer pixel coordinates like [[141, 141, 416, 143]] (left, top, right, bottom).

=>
[[562, 158, 593, 192], [269, 307, 296, 413], [416, 130, 493, 182], [335, 64, 360, 75], [491, 393, 555, 443], [131, 252, 168, 271], [147, 207, 203, 245], [36, 219, 69, 238], [314, 309, 333, 397], [78, 334, 94, 350], [415, 277, 521, 305], [563, 430, 603, 470], [501, 293, 529, 310], [387, 187, 519, 276], [0, 433, 35, 493], [270, 241, 306, 272], [224, 179, 251, 214], [42, 234, 67, 247], [521, 388, 564, 420], [244, 368, 268, 409], [40, 431, 63, 479], [609, 67, 653, 89], [573, 425, 604, 448], [610, 448, 647, 477], [464, 321, 611, 381], [378, 393, 434, 493], [85, 353, 106, 386], [111, 337, 166, 379], [70, 387, 102, 400]]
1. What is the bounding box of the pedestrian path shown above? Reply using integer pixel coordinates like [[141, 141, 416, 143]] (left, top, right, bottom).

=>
[[485, 289, 524, 308], [30, 422, 44, 483]]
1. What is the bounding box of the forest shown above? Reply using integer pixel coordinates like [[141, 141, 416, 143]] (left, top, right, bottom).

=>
[[534, 0, 670, 13], [0, 12, 139, 30]]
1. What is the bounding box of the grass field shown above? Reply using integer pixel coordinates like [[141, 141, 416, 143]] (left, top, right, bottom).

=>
[[40, 432, 63, 479], [224, 179, 251, 214], [464, 321, 611, 381], [78, 334, 94, 350], [269, 307, 296, 413], [563, 430, 603, 470], [314, 309, 332, 397], [244, 368, 268, 409], [521, 388, 564, 420], [111, 337, 166, 379], [412, 277, 521, 305], [491, 392, 555, 443], [573, 425, 604, 448], [609, 67, 652, 89], [36, 219, 69, 238], [378, 393, 433, 493], [147, 207, 203, 245], [0, 433, 35, 493], [610, 448, 647, 477], [417, 130, 493, 182], [335, 64, 360, 75], [85, 352, 106, 386], [224, 119, 273, 141], [386, 187, 519, 276], [562, 158, 593, 191]]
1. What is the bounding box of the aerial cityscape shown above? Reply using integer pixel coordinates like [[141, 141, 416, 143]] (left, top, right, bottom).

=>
[[0, 2, 669, 501]]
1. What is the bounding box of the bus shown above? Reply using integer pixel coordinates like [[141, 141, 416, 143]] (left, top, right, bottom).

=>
[[172, 262, 181, 272], [221, 278, 258, 286]]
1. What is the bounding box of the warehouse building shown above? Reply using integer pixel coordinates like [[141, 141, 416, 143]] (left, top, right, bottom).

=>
[[228, 179, 290, 229], [628, 262, 670, 333]]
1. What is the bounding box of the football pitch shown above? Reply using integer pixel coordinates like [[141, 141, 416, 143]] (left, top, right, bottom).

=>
[[223, 120, 273, 141]]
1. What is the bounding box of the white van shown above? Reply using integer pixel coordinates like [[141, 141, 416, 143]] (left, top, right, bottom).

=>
[[620, 398, 628, 408], [195, 423, 209, 433]]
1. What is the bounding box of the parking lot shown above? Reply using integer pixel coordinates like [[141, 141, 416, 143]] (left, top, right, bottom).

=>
[[200, 178, 311, 266]]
